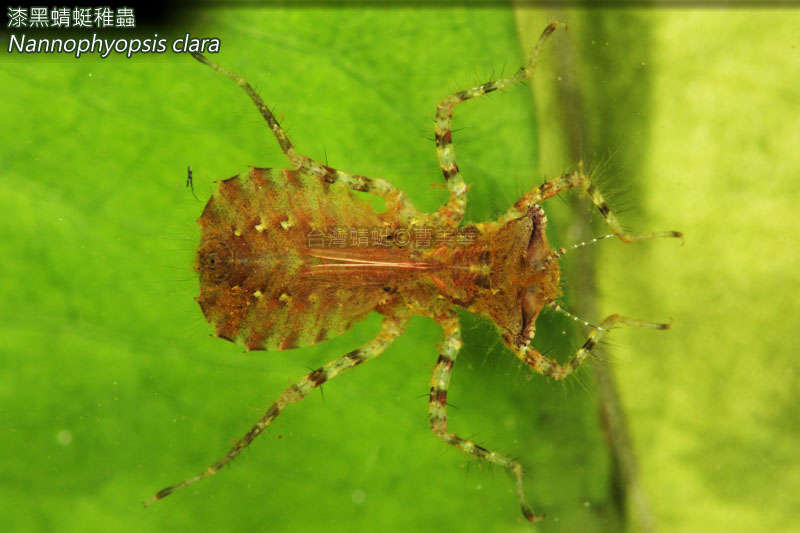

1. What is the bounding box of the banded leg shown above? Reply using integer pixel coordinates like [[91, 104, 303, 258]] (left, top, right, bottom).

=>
[[191, 53, 417, 219], [299, 161, 418, 222], [434, 22, 563, 225], [518, 314, 669, 380], [145, 316, 407, 505], [501, 166, 683, 243], [192, 53, 305, 169], [429, 312, 543, 522]]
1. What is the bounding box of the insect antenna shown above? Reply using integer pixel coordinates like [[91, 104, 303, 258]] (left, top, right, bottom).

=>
[[543, 233, 616, 331], [547, 301, 604, 332], [550, 233, 616, 260]]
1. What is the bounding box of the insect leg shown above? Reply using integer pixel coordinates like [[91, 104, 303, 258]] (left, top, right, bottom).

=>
[[519, 314, 669, 380], [433, 22, 563, 226], [191, 53, 418, 219], [429, 312, 544, 522], [145, 315, 407, 505], [502, 165, 682, 243], [300, 162, 419, 222], [191, 53, 306, 170]]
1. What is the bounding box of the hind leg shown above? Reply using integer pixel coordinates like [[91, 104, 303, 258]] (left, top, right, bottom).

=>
[[191, 53, 417, 219], [146, 316, 407, 504]]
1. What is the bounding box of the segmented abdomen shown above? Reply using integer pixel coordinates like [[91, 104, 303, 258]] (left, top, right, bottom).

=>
[[196, 167, 388, 351]]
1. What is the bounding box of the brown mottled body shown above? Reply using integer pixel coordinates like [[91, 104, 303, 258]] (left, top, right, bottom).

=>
[[148, 24, 681, 522], [197, 165, 559, 356], [197, 167, 390, 351]]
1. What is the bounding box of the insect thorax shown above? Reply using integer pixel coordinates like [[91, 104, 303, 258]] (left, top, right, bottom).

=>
[[441, 206, 562, 350]]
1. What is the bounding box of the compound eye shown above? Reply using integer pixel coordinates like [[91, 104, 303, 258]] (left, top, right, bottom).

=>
[[527, 211, 550, 267], [521, 289, 543, 338], [197, 240, 234, 283]]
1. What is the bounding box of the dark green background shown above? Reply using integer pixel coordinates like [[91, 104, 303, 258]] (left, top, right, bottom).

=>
[[2, 7, 798, 533]]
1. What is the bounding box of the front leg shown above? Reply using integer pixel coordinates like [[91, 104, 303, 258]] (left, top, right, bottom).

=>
[[502, 166, 682, 243], [519, 313, 669, 380], [428, 311, 544, 522]]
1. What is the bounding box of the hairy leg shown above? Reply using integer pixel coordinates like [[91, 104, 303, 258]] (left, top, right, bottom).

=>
[[298, 160, 419, 221], [428, 311, 544, 522], [502, 166, 682, 243], [433, 22, 563, 225], [191, 52, 302, 168], [191, 53, 416, 218], [145, 316, 407, 504], [519, 313, 669, 380]]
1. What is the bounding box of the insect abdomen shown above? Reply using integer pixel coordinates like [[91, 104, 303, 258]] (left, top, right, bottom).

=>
[[196, 167, 386, 351]]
